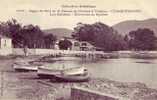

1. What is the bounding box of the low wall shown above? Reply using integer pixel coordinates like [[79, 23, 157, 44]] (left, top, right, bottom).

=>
[[71, 86, 123, 100], [9, 48, 157, 57], [12, 48, 104, 56], [12, 48, 35, 55], [35, 49, 61, 55], [0, 48, 12, 55]]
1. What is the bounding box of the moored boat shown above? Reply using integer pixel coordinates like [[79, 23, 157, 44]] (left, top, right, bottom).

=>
[[37, 65, 90, 81], [37, 66, 63, 78], [53, 68, 90, 82], [62, 66, 86, 75], [54, 73, 90, 82], [13, 63, 38, 72], [13, 57, 42, 72]]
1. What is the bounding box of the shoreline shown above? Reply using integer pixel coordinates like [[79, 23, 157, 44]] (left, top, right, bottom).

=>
[[0, 56, 157, 100]]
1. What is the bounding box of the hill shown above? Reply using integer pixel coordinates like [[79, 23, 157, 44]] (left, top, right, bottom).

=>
[[43, 28, 73, 39], [113, 18, 157, 36]]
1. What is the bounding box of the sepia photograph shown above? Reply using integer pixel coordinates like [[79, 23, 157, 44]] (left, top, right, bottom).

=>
[[0, 0, 157, 100]]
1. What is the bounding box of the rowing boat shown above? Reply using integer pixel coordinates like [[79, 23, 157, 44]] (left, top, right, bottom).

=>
[[13, 63, 38, 72], [37, 66, 63, 78], [37, 65, 90, 81]]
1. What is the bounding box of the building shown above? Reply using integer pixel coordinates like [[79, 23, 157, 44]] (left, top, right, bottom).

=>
[[0, 35, 12, 55], [79, 41, 95, 51], [60, 38, 96, 51], [54, 36, 100, 51], [70, 39, 80, 51], [0, 35, 12, 48]]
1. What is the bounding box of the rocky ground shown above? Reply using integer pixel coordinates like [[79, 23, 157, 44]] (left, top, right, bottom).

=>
[[0, 56, 157, 100]]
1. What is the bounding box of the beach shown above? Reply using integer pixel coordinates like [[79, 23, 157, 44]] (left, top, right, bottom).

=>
[[0, 56, 157, 100]]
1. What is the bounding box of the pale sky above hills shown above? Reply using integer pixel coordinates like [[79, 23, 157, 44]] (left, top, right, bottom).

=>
[[0, 0, 156, 29]]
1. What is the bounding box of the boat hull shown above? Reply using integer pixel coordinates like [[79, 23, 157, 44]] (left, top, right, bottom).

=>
[[13, 64, 38, 72], [37, 66, 90, 81], [62, 66, 86, 75], [37, 74, 57, 79], [37, 66, 62, 78], [53, 73, 90, 82]]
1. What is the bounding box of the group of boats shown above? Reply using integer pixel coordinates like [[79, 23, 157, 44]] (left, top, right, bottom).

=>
[[13, 58, 90, 82]]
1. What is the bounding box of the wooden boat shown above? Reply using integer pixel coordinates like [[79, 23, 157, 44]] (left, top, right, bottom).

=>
[[53, 69, 90, 82], [13, 63, 38, 72], [37, 66, 63, 78], [62, 66, 86, 75], [37, 66, 90, 81], [13, 57, 46, 72], [54, 73, 90, 82]]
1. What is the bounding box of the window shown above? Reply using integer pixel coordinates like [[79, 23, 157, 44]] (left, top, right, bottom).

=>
[[74, 42, 80, 46], [81, 42, 87, 46]]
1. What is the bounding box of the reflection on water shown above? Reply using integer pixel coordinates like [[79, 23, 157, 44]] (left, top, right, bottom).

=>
[[41, 56, 157, 88]]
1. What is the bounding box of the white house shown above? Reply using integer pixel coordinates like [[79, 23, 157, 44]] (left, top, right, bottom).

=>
[[55, 37, 96, 51], [0, 35, 12, 55]]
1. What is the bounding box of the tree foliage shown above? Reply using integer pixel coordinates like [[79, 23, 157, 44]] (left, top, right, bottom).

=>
[[58, 38, 72, 50], [128, 28, 157, 50], [44, 34, 57, 49], [72, 22, 127, 51], [0, 19, 56, 48]]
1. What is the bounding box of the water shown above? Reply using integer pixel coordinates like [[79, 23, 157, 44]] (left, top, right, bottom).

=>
[[85, 58, 157, 89], [43, 56, 157, 88]]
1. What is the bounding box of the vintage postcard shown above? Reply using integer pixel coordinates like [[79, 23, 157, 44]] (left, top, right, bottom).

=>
[[0, 0, 157, 100]]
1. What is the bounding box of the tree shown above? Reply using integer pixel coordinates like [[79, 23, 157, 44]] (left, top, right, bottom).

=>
[[6, 19, 23, 47], [44, 34, 57, 49], [20, 24, 45, 48], [72, 22, 127, 51], [58, 38, 72, 50], [128, 28, 157, 50], [0, 21, 10, 36], [0, 19, 57, 49]]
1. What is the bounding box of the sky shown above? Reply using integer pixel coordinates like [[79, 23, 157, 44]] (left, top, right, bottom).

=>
[[0, 0, 156, 30]]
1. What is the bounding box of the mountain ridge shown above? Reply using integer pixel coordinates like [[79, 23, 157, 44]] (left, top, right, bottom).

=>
[[42, 18, 157, 39], [112, 18, 157, 36], [43, 28, 73, 39]]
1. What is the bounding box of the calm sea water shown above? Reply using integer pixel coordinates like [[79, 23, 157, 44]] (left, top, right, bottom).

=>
[[44, 56, 157, 88]]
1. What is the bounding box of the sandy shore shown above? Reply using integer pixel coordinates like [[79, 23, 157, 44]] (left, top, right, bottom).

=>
[[0, 56, 157, 100]]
